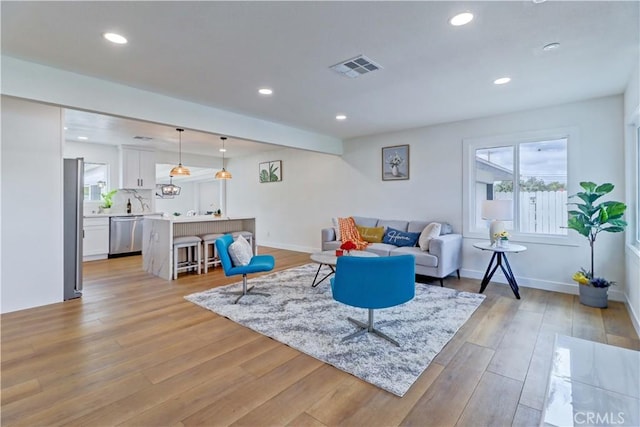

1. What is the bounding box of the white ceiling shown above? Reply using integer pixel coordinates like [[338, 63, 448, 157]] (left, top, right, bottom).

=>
[[2, 1, 638, 154]]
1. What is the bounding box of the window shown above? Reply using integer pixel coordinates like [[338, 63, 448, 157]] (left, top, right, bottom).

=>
[[464, 132, 569, 240], [83, 162, 109, 201]]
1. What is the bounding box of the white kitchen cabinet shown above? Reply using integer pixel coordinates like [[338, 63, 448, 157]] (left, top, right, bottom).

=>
[[121, 146, 155, 189], [83, 217, 109, 261]]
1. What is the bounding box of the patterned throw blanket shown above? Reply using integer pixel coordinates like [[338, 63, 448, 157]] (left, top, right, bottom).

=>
[[337, 217, 369, 250]]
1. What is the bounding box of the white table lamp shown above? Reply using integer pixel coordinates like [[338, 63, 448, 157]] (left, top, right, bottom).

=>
[[481, 200, 513, 244]]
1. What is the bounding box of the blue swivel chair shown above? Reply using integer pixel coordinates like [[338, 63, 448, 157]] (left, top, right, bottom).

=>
[[331, 255, 415, 346], [215, 234, 275, 304]]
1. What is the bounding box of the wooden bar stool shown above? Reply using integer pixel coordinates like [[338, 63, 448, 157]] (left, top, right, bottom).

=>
[[200, 233, 223, 273], [173, 236, 202, 280]]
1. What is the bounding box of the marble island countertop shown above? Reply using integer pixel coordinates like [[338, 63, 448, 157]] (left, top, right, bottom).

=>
[[151, 215, 253, 223], [84, 212, 163, 218]]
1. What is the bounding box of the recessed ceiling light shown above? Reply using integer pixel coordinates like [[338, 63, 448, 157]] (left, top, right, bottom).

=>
[[78, 136, 88, 140], [494, 77, 511, 85], [103, 32, 127, 44], [542, 42, 560, 51], [63, 126, 68, 130], [449, 12, 474, 26], [336, 114, 347, 121], [219, 148, 227, 153], [258, 88, 273, 95], [532, 0, 547, 3]]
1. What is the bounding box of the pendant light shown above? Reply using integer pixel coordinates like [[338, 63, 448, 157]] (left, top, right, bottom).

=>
[[170, 128, 190, 176], [215, 136, 232, 179], [160, 176, 181, 196]]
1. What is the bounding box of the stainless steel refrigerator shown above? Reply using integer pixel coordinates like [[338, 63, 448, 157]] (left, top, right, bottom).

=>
[[63, 157, 84, 300]]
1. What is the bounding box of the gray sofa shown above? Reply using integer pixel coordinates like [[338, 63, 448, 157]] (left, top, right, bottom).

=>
[[321, 216, 462, 286]]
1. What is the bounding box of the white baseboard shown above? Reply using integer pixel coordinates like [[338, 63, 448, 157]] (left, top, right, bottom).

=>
[[459, 268, 626, 302]]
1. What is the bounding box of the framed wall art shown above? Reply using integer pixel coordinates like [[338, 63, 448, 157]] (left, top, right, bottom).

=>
[[382, 144, 409, 181], [259, 160, 282, 183]]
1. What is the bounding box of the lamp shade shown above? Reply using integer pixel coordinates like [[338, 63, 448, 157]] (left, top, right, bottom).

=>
[[481, 200, 513, 220], [215, 168, 232, 180]]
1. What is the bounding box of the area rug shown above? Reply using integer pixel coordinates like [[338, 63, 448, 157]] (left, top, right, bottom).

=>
[[185, 263, 485, 397]]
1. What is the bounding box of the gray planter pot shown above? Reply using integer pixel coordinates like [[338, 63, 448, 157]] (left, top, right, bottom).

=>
[[578, 285, 608, 308]]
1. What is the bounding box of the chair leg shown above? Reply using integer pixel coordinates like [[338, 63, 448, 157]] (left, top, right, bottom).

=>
[[439, 278, 444, 287], [234, 274, 270, 304], [457, 269, 460, 280], [203, 242, 208, 274], [343, 309, 400, 346]]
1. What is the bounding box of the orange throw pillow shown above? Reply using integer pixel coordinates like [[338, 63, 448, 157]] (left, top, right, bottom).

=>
[[337, 217, 369, 250]]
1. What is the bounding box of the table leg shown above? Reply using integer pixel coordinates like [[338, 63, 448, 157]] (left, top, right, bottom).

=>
[[479, 252, 498, 293], [311, 264, 335, 287], [500, 253, 521, 299]]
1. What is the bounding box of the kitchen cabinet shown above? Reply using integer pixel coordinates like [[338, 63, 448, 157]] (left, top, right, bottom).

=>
[[121, 146, 155, 189], [83, 217, 109, 261]]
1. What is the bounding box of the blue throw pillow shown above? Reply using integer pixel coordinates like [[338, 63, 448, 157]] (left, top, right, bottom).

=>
[[382, 227, 420, 247]]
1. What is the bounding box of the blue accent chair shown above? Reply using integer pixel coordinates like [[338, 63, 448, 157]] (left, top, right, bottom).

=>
[[331, 254, 415, 346], [215, 234, 275, 304]]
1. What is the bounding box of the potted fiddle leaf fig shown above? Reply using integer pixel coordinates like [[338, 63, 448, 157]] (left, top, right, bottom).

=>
[[567, 181, 627, 308]]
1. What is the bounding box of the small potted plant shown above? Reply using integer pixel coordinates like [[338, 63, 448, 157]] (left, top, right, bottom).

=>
[[100, 189, 117, 214], [494, 230, 509, 248], [567, 181, 627, 308], [213, 209, 222, 217]]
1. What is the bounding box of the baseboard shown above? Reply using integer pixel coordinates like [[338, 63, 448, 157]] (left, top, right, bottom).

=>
[[459, 268, 626, 302]]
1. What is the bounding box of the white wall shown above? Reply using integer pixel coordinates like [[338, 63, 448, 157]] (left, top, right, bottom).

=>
[[623, 63, 640, 333], [229, 95, 627, 300], [1, 97, 64, 313]]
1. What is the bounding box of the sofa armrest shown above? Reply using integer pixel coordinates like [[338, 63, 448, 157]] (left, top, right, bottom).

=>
[[429, 234, 462, 275], [322, 227, 336, 242]]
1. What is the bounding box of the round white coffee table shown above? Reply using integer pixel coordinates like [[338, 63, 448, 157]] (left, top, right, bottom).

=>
[[309, 250, 378, 287]]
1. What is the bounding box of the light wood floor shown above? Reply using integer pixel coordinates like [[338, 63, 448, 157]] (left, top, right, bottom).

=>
[[2, 247, 639, 427]]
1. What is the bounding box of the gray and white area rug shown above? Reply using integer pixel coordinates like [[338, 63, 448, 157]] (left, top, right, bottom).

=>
[[185, 263, 485, 397]]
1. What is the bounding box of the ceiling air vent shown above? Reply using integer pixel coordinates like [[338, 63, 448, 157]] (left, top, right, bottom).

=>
[[133, 136, 153, 141], [329, 55, 382, 78]]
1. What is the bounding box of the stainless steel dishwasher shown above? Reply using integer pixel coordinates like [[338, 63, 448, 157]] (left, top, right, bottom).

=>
[[109, 216, 144, 256]]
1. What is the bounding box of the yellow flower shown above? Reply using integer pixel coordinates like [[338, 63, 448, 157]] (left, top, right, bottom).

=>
[[572, 271, 590, 285], [494, 231, 509, 239]]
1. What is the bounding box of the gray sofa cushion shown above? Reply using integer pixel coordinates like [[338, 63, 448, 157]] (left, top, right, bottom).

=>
[[353, 216, 378, 227], [408, 220, 453, 235], [377, 219, 409, 232], [391, 246, 438, 268], [365, 242, 397, 256], [408, 221, 429, 233]]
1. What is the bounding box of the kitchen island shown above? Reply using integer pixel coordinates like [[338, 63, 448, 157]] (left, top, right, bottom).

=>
[[142, 216, 256, 280]]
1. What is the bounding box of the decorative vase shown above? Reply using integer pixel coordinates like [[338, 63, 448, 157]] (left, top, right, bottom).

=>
[[578, 285, 608, 308], [391, 165, 399, 177], [335, 249, 343, 257], [498, 239, 509, 248], [101, 208, 111, 214]]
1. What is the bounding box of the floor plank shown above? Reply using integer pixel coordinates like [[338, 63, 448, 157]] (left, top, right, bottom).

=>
[[1, 248, 637, 427]]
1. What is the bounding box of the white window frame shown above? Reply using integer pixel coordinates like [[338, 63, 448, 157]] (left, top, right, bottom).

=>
[[628, 106, 640, 252], [463, 127, 578, 246]]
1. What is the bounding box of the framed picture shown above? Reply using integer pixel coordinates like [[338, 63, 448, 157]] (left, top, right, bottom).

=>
[[259, 160, 282, 183], [382, 144, 409, 180]]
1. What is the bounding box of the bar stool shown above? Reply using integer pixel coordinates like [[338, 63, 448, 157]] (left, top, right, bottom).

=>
[[200, 233, 223, 273], [173, 236, 202, 280], [231, 231, 254, 253]]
